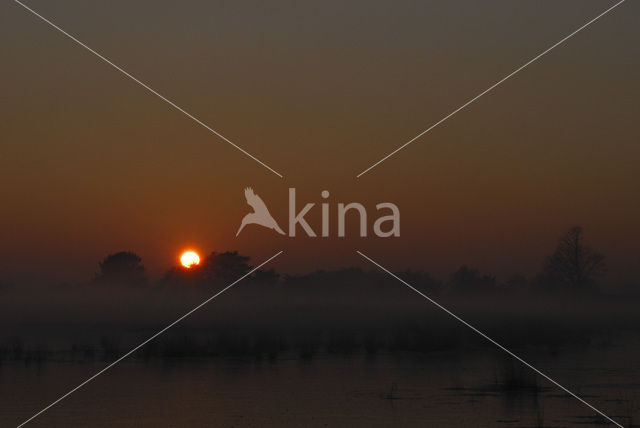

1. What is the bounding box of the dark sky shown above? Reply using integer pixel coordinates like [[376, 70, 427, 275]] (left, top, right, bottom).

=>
[[1, 0, 639, 286]]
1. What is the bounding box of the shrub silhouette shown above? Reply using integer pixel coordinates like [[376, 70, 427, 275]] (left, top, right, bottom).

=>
[[252, 268, 280, 285], [448, 265, 497, 294]]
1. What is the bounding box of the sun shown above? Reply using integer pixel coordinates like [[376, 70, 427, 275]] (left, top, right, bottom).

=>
[[180, 251, 200, 268]]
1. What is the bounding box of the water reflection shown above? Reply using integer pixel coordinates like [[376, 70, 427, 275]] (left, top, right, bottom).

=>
[[2, 338, 638, 427]]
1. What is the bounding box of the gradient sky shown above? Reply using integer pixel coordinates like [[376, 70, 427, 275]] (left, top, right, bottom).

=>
[[1, 0, 639, 286]]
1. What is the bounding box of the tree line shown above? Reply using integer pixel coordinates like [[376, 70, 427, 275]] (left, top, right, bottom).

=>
[[93, 226, 606, 295]]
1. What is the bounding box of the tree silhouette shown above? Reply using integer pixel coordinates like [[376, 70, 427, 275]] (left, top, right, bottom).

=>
[[539, 226, 605, 293], [396, 270, 441, 294], [201, 251, 251, 281], [160, 251, 253, 288], [95, 251, 146, 285]]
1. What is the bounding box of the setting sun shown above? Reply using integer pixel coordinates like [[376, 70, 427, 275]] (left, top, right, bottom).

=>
[[180, 251, 200, 268]]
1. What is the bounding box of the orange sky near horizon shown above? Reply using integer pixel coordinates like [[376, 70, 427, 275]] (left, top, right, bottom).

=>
[[1, 0, 639, 287]]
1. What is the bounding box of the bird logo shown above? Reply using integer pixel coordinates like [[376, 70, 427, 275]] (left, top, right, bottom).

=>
[[236, 187, 285, 236]]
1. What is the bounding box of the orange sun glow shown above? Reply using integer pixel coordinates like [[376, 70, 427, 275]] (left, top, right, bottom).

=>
[[180, 251, 200, 268]]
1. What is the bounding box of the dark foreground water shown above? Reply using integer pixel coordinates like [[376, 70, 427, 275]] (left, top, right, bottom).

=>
[[2, 337, 639, 427]]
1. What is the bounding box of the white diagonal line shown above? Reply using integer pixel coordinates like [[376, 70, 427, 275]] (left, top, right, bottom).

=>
[[356, 0, 626, 178], [17, 250, 283, 428], [356, 250, 623, 427], [13, 0, 283, 179]]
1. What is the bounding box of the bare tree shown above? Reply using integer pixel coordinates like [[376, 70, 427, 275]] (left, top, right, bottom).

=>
[[541, 226, 605, 293]]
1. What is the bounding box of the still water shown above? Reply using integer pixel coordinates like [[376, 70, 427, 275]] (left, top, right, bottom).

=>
[[2, 338, 638, 427]]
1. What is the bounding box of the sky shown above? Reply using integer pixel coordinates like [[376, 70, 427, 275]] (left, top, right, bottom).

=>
[[1, 0, 639, 286]]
